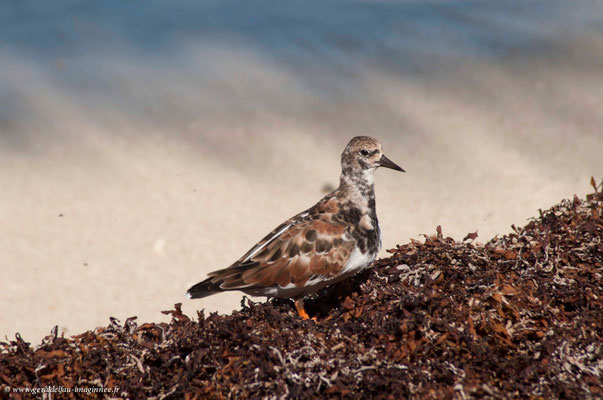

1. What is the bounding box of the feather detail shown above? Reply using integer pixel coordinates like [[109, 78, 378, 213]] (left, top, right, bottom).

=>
[[188, 206, 359, 298]]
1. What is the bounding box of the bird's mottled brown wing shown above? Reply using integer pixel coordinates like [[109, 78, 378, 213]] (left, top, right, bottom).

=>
[[206, 207, 355, 293]]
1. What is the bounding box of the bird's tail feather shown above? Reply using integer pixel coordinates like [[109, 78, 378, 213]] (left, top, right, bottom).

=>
[[186, 278, 224, 299]]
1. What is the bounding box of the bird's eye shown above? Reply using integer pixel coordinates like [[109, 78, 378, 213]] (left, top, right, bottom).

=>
[[360, 149, 369, 156]]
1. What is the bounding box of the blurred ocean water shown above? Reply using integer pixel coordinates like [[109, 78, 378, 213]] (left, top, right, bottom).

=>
[[1, 0, 601, 148]]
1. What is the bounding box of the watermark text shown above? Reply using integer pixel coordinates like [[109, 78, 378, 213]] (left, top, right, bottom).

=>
[[3, 385, 120, 395]]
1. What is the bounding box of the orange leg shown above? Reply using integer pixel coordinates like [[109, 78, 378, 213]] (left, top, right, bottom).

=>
[[294, 298, 311, 320]]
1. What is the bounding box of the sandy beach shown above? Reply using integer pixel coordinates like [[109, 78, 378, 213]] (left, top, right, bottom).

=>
[[1, 0, 602, 344]]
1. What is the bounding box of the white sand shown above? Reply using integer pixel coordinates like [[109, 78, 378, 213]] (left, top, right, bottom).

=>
[[1, 0, 602, 344]]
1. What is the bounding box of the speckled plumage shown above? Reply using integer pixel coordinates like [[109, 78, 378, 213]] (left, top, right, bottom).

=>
[[187, 136, 404, 317]]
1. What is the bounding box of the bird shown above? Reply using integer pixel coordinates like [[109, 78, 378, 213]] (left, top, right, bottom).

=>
[[187, 136, 404, 319]]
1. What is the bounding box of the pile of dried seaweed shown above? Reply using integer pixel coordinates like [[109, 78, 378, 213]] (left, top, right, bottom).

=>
[[1, 186, 601, 399]]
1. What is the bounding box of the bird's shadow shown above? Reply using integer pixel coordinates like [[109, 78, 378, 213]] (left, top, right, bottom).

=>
[[270, 269, 372, 320]]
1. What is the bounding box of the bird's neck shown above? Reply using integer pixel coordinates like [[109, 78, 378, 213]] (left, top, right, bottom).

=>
[[337, 169, 376, 214]]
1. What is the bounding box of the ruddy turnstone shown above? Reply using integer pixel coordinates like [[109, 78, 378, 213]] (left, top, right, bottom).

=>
[[187, 136, 404, 319]]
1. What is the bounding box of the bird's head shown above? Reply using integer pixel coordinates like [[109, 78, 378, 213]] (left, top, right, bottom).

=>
[[341, 136, 404, 180]]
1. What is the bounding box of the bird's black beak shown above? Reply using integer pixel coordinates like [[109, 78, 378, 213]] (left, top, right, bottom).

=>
[[379, 155, 405, 172]]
